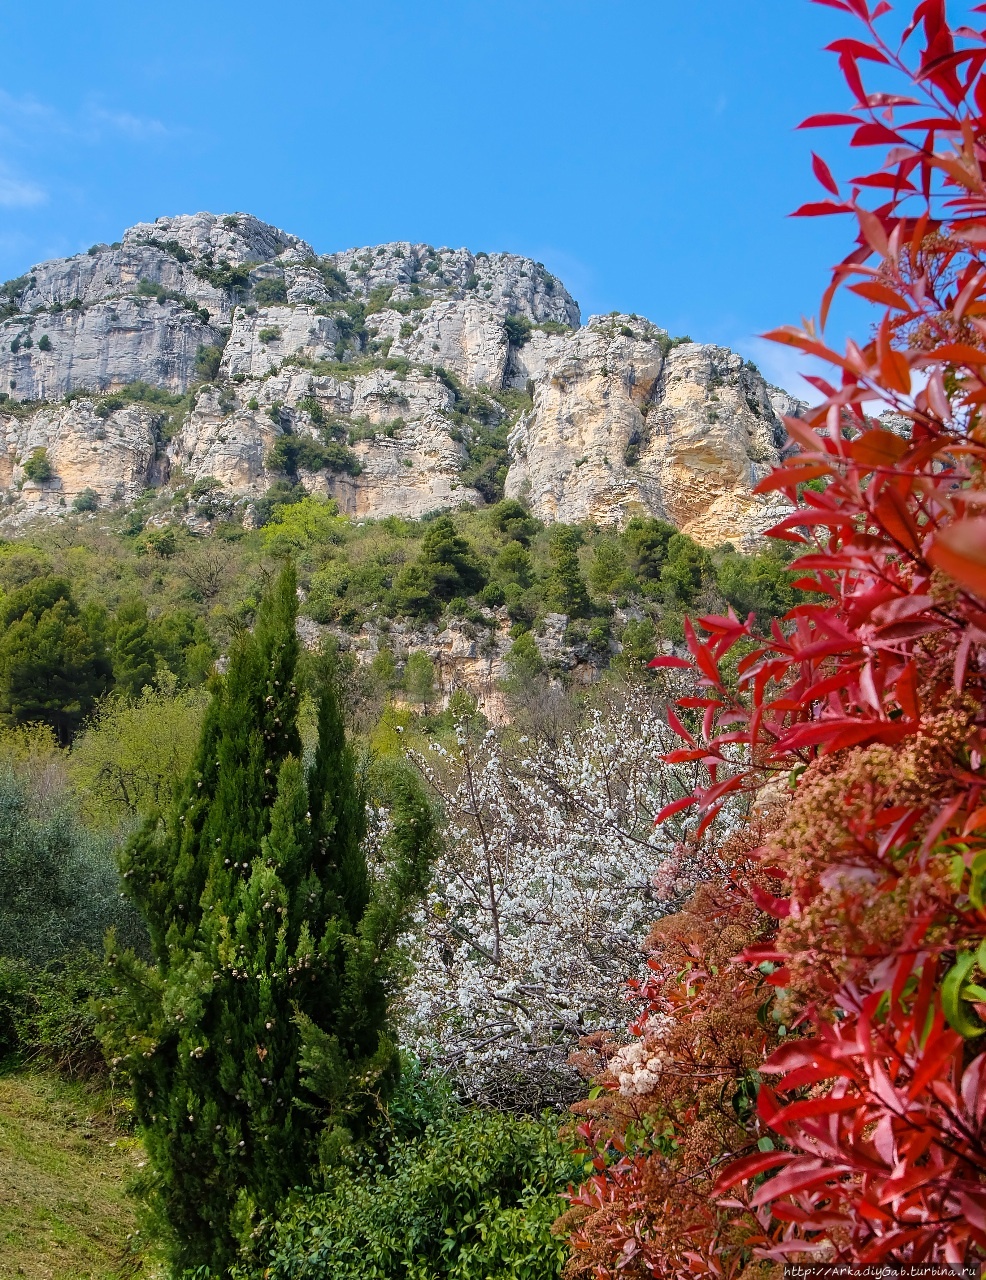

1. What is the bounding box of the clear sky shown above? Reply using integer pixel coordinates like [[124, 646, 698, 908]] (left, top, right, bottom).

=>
[[0, 1, 922, 393]]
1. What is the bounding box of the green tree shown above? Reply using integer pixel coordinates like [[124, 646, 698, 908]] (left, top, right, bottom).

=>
[[544, 527, 591, 618], [68, 676, 209, 827], [403, 651, 437, 711], [489, 498, 539, 545], [659, 533, 711, 606], [98, 565, 436, 1274], [588, 537, 635, 597], [493, 541, 534, 588], [504, 631, 545, 682], [622, 516, 677, 582], [111, 597, 157, 700], [617, 618, 658, 672], [715, 549, 797, 624], [392, 516, 486, 617], [0, 578, 110, 744], [149, 609, 215, 686]]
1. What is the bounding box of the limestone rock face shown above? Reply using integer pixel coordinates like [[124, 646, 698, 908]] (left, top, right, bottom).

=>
[[219, 306, 340, 379], [369, 299, 511, 388], [325, 242, 579, 325], [505, 319, 792, 550], [0, 299, 222, 401], [1, 399, 160, 520], [0, 212, 802, 543]]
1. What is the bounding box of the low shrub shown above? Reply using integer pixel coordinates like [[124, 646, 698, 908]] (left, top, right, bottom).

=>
[[252, 1080, 575, 1280]]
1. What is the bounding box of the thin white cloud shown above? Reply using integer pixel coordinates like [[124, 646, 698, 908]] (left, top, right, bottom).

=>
[[85, 104, 169, 141], [0, 168, 46, 207], [0, 87, 171, 144]]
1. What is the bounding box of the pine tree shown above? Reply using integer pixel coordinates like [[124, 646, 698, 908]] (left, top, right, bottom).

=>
[[545, 527, 591, 618], [0, 576, 110, 743], [99, 564, 436, 1273], [111, 597, 157, 699]]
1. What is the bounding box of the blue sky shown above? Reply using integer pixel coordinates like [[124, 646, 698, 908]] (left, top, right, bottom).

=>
[[0, 1, 909, 392]]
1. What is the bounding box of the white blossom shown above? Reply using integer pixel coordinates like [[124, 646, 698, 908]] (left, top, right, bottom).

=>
[[396, 684, 725, 1110]]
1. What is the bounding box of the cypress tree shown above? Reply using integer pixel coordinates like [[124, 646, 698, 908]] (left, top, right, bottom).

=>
[[99, 564, 435, 1273]]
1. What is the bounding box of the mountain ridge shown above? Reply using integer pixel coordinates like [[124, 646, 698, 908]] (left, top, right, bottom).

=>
[[0, 212, 799, 546]]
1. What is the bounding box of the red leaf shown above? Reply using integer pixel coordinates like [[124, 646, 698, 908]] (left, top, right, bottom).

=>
[[928, 518, 986, 598], [750, 1159, 838, 1207], [714, 1150, 795, 1193], [798, 112, 863, 128], [826, 37, 891, 64], [750, 883, 792, 918], [792, 200, 855, 217], [812, 152, 841, 196], [653, 796, 698, 825], [647, 655, 692, 669], [849, 429, 909, 467]]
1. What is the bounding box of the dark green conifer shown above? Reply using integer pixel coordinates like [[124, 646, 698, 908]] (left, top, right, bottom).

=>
[[0, 576, 110, 742], [391, 515, 487, 616], [111, 597, 157, 699], [99, 564, 435, 1273], [545, 526, 591, 617]]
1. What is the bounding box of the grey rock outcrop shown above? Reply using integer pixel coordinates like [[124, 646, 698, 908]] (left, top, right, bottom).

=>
[[0, 212, 802, 541], [0, 299, 222, 401]]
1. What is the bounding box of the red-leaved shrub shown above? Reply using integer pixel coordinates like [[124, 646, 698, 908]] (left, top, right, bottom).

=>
[[564, 2, 986, 1273]]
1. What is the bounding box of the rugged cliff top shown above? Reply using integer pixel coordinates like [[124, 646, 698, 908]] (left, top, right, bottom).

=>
[[0, 212, 799, 547]]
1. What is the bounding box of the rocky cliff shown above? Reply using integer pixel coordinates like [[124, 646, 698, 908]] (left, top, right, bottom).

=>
[[0, 212, 799, 545]]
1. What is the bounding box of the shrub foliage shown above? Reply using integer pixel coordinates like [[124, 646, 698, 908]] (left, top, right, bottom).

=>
[[566, 4, 986, 1274]]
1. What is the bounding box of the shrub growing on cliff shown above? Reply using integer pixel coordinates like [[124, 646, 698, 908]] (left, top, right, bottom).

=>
[[71, 487, 98, 513], [254, 277, 287, 305], [22, 447, 53, 483], [194, 342, 224, 381]]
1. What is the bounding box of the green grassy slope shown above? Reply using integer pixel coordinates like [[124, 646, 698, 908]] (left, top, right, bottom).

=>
[[0, 1073, 149, 1280]]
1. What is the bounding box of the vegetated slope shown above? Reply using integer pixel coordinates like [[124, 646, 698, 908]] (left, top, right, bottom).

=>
[[0, 212, 801, 547], [0, 1073, 145, 1280]]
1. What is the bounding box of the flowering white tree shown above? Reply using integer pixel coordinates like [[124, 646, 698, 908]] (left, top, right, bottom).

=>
[[399, 686, 713, 1109]]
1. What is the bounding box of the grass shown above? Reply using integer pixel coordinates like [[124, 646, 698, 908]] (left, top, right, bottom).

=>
[[0, 1072, 152, 1280]]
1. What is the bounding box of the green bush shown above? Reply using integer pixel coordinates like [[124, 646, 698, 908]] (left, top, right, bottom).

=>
[[38, 334, 52, 352], [267, 434, 362, 477], [258, 326, 282, 344], [505, 631, 545, 681], [0, 767, 143, 967], [194, 343, 224, 380], [254, 277, 288, 305], [504, 314, 533, 347], [254, 1102, 574, 1280], [22, 447, 54, 483], [0, 951, 114, 1077], [71, 487, 99, 513]]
